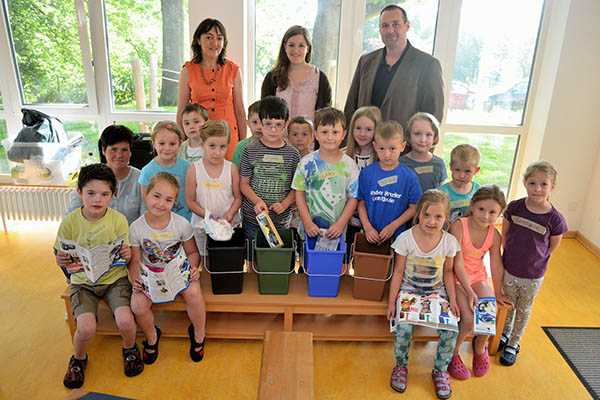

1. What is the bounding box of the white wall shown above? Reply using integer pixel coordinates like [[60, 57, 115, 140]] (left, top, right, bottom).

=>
[[534, 0, 600, 242]]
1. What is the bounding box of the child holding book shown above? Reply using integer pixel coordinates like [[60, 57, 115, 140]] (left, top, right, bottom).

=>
[[440, 144, 481, 222], [499, 161, 567, 366], [55, 164, 143, 388], [179, 103, 209, 163], [387, 190, 475, 399], [130, 172, 207, 363], [185, 120, 242, 255], [447, 185, 512, 379], [239, 96, 300, 241], [139, 121, 192, 221], [292, 107, 358, 241], [357, 121, 421, 245]]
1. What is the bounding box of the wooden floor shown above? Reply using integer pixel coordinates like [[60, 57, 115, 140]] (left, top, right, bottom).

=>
[[0, 220, 598, 400]]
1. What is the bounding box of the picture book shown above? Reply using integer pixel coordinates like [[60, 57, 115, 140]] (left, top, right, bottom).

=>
[[474, 297, 497, 335], [392, 291, 459, 332], [256, 211, 283, 248], [139, 257, 191, 304], [314, 229, 340, 251], [58, 238, 126, 283]]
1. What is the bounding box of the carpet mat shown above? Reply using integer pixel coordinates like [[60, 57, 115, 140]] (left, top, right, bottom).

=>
[[543, 327, 600, 400]]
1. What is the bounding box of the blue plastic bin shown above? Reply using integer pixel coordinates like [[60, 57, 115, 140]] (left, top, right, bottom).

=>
[[304, 234, 346, 297]]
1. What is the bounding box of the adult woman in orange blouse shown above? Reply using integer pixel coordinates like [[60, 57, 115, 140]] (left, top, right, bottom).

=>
[[177, 18, 247, 160]]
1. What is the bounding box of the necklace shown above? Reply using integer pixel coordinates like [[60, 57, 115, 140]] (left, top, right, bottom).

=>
[[200, 63, 220, 85]]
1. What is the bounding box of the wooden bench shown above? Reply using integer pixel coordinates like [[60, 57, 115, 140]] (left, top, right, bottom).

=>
[[258, 331, 314, 400], [61, 272, 510, 354]]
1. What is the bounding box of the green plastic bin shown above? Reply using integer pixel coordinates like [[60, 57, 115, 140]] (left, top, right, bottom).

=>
[[253, 229, 295, 294]]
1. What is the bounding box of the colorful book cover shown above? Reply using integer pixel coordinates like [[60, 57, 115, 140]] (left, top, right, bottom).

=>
[[474, 297, 496, 335], [256, 211, 283, 248]]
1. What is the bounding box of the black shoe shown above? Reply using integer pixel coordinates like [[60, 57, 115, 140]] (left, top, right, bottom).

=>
[[497, 333, 509, 353], [187, 324, 205, 362], [500, 344, 520, 366], [63, 355, 87, 389], [123, 345, 144, 377], [142, 326, 162, 365]]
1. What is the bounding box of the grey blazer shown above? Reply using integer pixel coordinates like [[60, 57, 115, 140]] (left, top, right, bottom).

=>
[[343, 41, 444, 129]]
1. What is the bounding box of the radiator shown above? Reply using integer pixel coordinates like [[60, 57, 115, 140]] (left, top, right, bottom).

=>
[[0, 186, 73, 232]]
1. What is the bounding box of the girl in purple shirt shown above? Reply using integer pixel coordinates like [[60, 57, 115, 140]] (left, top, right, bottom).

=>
[[499, 161, 567, 366]]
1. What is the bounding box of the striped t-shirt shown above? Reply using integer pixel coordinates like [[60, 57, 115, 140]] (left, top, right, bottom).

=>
[[240, 140, 300, 229]]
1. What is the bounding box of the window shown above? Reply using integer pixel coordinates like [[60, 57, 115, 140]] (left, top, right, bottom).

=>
[[4, 0, 89, 105], [0, 119, 8, 174], [64, 121, 98, 167], [446, 0, 544, 126], [254, 0, 342, 101], [362, 0, 439, 55], [104, 0, 189, 112], [441, 133, 519, 195]]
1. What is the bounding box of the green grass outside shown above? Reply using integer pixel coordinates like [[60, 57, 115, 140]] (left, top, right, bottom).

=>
[[440, 133, 519, 196]]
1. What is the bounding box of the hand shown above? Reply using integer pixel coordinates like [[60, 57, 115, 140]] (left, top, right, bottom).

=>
[[254, 200, 268, 215], [450, 299, 461, 319], [325, 222, 344, 239], [304, 222, 320, 238], [496, 292, 513, 307], [120, 244, 131, 263], [223, 210, 235, 223], [378, 223, 397, 243], [270, 202, 286, 215], [467, 289, 478, 310], [190, 267, 200, 281], [387, 301, 396, 321], [55, 251, 71, 267], [364, 226, 380, 244]]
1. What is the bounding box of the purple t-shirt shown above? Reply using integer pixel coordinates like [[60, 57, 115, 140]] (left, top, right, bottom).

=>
[[502, 198, 567, 279]]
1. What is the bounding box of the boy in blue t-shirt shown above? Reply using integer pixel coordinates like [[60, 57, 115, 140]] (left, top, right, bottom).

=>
[[439, 144, 481, 222], [358, 121, 422, 244]]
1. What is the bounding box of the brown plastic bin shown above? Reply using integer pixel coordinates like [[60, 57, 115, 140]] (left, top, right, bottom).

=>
[[351, 233, 393, 301]]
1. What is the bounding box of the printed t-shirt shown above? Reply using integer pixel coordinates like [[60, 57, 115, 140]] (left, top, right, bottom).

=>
[[400, 154, 447, 192], [440, 181, 481, 222]]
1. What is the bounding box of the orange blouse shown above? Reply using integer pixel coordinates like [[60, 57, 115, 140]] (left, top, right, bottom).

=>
[[185, 59, 240, 160]]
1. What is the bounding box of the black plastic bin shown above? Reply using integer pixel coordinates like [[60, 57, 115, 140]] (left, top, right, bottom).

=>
[[206, 228, 246, 294]]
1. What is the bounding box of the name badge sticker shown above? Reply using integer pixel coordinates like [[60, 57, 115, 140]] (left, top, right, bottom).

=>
[[262, 154, 284, 163], [378, 175, 398, 187], [512, 216, 547, 235], [414, 165, 434, 174]]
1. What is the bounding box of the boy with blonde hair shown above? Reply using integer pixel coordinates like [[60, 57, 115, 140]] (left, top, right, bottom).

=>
[[440, 144, 481, 222]]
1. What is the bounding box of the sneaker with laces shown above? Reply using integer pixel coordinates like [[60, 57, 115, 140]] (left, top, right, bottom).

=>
[[432, 369, 452, 399], [448, 353, 470, 380], [63, 355, 87, 389], [390, 364, 408, 393], [123, 345, 144, 377]]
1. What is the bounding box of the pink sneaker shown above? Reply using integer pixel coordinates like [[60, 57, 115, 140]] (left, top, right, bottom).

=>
[[432, 369, 452, 399], [472, 346, 490, 377], [447, 353, 470, 380]]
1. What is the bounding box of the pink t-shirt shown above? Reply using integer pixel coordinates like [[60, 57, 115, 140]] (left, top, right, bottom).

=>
[[459, 217, 494, 285]]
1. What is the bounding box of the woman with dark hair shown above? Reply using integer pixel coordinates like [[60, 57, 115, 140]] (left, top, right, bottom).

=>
[[177, 18, 247, 160], [66, 125, 143, 224], [261, 25, 332, 123]]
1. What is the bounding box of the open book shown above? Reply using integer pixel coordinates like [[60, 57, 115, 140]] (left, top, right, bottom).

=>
[[139, 255, 191, 304], [59, 238, 126, 283], [391, 291, 459, 332], [474, 297, 497, 335]]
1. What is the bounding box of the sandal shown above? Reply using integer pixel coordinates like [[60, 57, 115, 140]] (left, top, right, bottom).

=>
[[432, 369, 452, 399], [63, 355, 87, 389], [390, 364, 408, 393], [448, 353, 470, 380], [123, 344, 144, 377], [500, 344, 520, 366], [142, 326, 162, 365], [497, 333, 509, 353], [187, 324, 205, 362]]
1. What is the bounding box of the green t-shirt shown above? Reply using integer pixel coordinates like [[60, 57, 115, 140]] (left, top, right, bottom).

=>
[[232, 137, 253, 166], [54, 208, 130, 285]]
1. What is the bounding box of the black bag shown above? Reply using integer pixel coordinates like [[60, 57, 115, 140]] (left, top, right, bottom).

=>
[[7, 109, 68, 163], [99, 133, 154, 169]]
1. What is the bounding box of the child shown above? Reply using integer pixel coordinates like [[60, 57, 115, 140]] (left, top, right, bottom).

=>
[[239, 96, 300, 241], [292, 107, 358, 240], [387, 190, 475, 399], [400, 112, 447, 192], [440, 144, 481, 222], [179, 103, 209, 163], [345, 106, 381, 170], [499, 161, 567, 366], [287, 116, 314, 158], [232, 100, 262, 166], [447, 185, 512, 379], [139, 121, 192, 221], [129, 172, 207, 363], [55, 164, 143, 389], [185, 120, 242, 255], [357, 121, 421, 245]]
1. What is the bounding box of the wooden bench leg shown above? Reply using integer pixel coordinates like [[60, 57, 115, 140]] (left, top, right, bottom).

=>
[[488, 304, 511, 355], [259, 331, 314, 400], [63, 295, 76, 338]]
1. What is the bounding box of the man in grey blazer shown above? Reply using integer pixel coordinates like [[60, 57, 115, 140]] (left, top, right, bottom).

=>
[[344, 5, 444, 130]]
